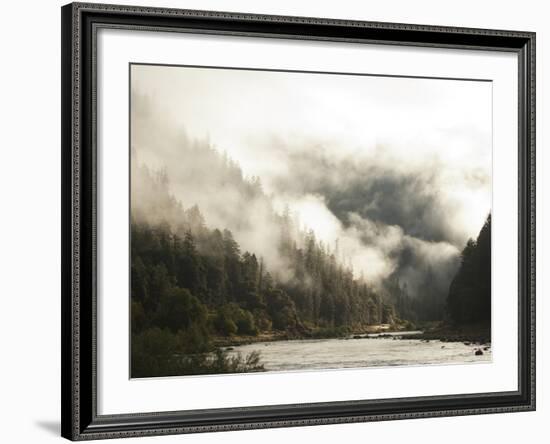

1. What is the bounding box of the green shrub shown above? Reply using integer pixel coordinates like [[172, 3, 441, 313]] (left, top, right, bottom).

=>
[[213, 309, 238, 336], [235, 310, 258, 335], [213, 304, 259, 336], [131, 327, 264, 378], [156, 287, 207, 333], [131, 327, 179, 377]]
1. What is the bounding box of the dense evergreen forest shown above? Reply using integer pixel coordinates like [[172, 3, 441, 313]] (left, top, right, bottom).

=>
[[447, 214, 491, 325], [130, 145, 491, 377]]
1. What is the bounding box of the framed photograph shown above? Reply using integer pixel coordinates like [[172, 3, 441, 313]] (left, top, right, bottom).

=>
[[61, 2, 536, 440]]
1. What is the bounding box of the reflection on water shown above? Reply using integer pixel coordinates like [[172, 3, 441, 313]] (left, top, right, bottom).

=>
[[226, 332, 491, 372]]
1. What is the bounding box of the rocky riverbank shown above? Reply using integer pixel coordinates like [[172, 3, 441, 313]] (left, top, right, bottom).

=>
[[400, 322, 491, 344], [212, 323, 406, 347]]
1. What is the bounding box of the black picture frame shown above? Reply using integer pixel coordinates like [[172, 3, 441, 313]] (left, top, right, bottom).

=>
[[61, 2, 536, 440]]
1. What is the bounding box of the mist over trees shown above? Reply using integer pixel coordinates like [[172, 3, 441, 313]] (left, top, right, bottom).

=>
[[131, 161, 400, 322], [131, 132, 462, 321]]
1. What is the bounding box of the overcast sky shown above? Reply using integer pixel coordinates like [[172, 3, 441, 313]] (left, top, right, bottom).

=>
[[131, 64, 492, 287]]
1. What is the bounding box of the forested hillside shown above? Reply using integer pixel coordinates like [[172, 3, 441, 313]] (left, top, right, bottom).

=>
[[447, 214, 491, 325]]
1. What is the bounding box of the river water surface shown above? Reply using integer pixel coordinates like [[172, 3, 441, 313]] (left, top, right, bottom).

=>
[[227, 331, 491, 372]]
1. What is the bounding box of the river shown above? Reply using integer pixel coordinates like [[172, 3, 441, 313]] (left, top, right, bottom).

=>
[[226, 331, 491, 372]]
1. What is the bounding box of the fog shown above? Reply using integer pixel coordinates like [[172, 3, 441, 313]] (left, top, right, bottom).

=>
[[130, 64, 492, 297]]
